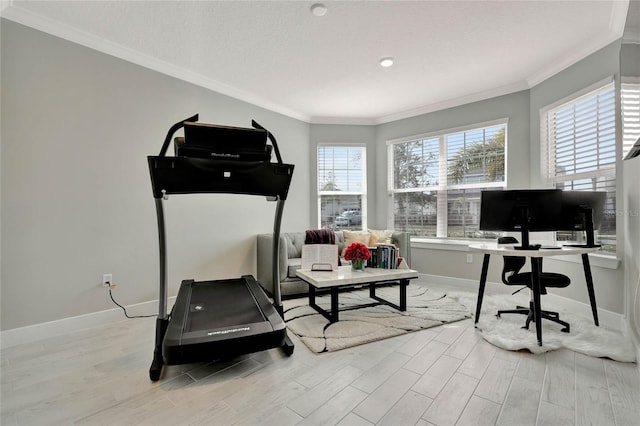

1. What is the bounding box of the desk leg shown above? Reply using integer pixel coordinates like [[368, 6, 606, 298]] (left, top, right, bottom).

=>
[[582, 253, 599, 326], [531, 257, 543, 346], [475, 254, 491, 325]]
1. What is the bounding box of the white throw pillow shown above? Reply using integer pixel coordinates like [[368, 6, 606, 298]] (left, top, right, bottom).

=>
[[342, 230, 371, 255], [368, 229, 394, 245]]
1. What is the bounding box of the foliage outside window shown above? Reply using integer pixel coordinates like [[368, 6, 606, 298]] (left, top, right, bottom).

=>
[[318, 145, 366, 230], [388, 121, 506, 239], [541, 80, 616, 251]]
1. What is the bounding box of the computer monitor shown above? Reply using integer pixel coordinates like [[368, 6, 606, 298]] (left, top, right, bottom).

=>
[[558, 191, 606, 248], [479, 189, 563, 250]]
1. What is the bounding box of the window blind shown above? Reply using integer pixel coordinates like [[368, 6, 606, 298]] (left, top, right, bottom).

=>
[[622, 83, 640, 159], [542, 81, 616, 250], [544, 82, 615, 184], [317, 145, 366, 230]]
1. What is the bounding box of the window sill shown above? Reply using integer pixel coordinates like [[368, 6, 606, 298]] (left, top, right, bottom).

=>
[[545, 252, 620, 270], [410, 238, 620, 270], [411, 238, 482, 252]]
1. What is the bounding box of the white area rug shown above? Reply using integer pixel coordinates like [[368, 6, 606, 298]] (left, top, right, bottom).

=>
[[448, 290, 637, 363], [283, 284, 471, 353]]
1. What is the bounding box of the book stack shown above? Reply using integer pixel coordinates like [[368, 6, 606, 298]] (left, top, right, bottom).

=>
[[366, 244, 402, 269]]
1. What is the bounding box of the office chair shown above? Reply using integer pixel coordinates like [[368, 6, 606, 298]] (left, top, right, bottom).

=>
[[497, 236, 571, 333]]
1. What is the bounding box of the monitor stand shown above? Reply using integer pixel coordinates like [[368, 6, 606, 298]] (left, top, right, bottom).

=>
[[513, 207, 539, 250], [563, 208, 601, 248]]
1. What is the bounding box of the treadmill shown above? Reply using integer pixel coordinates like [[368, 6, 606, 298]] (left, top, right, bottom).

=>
[[148, 114, 295, 381]]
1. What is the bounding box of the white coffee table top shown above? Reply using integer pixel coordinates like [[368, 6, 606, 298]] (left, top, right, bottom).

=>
[[296, 265, 419, 289]]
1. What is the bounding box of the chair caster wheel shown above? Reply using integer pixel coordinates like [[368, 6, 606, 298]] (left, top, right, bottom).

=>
[[561, 327, 570, 333]]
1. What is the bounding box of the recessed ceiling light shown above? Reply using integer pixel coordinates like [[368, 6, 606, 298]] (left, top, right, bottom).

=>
[[379, 57, 394, 68], [310, 3, 327, 17]]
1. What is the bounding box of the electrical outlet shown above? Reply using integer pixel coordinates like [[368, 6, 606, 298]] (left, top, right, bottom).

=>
[[466, 254, 473, 264], [102, 273, 113, 287]]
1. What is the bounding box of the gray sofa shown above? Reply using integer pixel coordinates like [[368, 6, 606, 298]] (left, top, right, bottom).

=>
[[256, 230, 411, 298]]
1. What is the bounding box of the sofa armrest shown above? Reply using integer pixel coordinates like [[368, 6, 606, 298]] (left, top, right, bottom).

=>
[[256, 234, 288, 296]]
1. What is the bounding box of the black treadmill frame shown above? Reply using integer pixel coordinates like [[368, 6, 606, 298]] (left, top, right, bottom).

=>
[[148, 114, 294, 381]]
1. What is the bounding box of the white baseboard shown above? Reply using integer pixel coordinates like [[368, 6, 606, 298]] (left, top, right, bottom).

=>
[[419, 273, 626, 333], [0, 297, 176, 349], [623, 320, 640, 372]]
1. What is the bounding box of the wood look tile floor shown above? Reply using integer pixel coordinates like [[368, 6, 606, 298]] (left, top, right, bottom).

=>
[[2, 285, 639, 426]]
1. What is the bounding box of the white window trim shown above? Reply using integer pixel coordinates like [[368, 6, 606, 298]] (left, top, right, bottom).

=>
[[409, 237, 619, 269], [386, 118, 509, 146]]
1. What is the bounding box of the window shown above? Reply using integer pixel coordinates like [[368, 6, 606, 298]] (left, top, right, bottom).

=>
[[317, 145, 366, 230], [541, 80, 616, 251], [388, 120, 506, 239], [622, 81, 640, 158]]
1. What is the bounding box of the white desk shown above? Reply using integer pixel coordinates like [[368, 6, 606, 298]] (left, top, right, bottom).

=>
[[468, 243, 600, 346]]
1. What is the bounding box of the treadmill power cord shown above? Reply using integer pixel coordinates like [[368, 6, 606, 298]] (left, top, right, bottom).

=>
[[107, 284, 157, 319]]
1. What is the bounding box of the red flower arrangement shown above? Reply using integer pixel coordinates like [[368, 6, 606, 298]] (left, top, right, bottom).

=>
[[343, 242, 371, 261]]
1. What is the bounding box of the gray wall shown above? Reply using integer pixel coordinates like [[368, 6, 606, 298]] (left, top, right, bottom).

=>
[[1, 20, 310, 330], [621, 42, 640, 342], [623, 150, 640, 341], [0, 18, 631, 331], [528, 40, 624, 313], [371, 41, 625, 314]]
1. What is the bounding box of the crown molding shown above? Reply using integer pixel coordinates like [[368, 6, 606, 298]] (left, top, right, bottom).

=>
[[310, 81, 530, 126], [0, 4, 310, 123], [309, 116, 378, 126], [1, 2, 630, 127], [527, 1, 628, 88], [373, 81, 530, 125]]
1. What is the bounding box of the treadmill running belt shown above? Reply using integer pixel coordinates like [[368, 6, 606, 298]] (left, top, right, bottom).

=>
[[185, 279, 265, 332]]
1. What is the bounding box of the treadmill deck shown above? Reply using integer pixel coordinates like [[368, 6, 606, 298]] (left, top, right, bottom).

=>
[[163, 275, 286, 365]]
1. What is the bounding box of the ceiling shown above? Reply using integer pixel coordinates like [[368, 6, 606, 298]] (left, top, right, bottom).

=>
[[0, 1, 631, 124]]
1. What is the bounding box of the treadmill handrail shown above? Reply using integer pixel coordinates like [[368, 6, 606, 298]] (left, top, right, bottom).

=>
[[159, 114, 199, 157], [252, 120, 283, 165]]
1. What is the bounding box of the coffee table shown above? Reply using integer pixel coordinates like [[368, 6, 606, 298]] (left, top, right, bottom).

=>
[[296, 266, 419, 322]]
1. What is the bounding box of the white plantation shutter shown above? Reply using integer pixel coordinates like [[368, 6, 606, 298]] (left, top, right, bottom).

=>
[[545, 82, 615, 184], [622, 82, 640, 158], [541, 80, 616, 249]]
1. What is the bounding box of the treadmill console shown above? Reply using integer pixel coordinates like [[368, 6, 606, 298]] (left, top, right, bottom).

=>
[[174, 122, 272, 162]]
